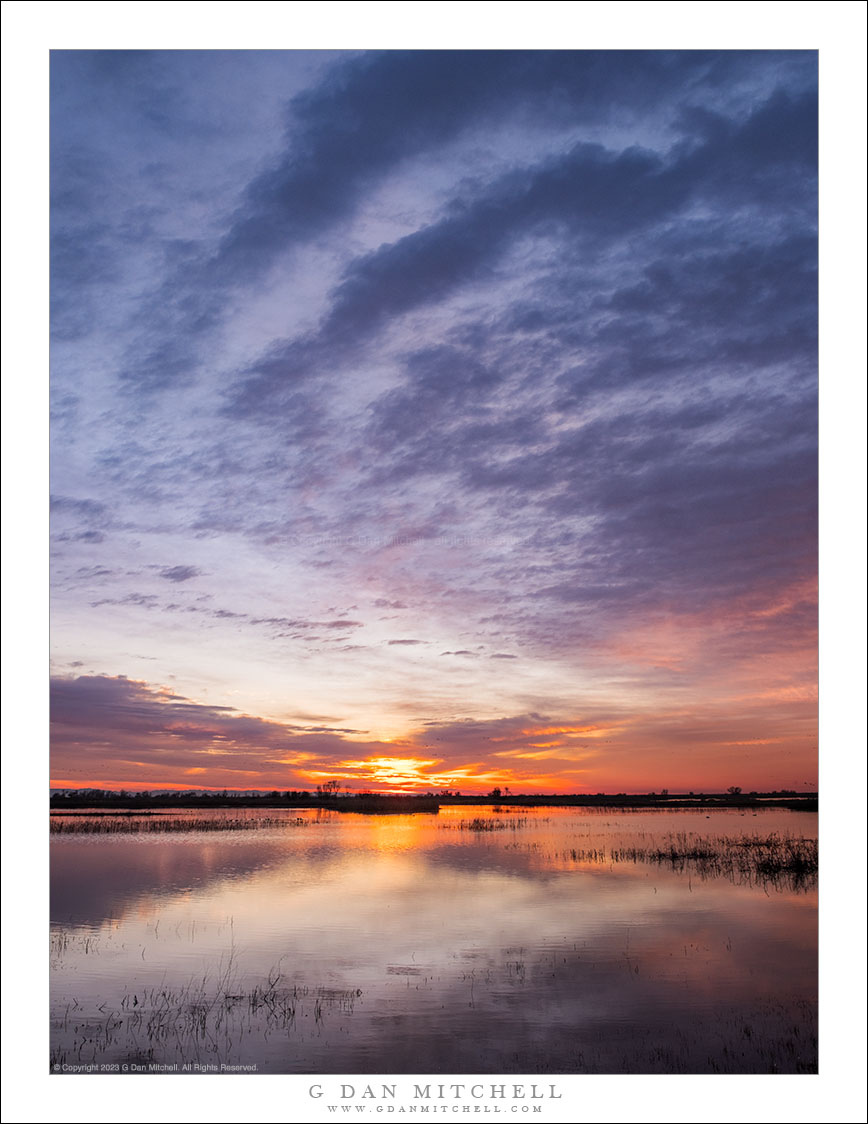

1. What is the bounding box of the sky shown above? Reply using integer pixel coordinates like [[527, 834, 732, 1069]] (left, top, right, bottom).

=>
[[48, 48, 819, 794]]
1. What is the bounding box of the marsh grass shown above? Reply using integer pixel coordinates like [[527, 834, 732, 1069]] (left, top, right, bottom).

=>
[[563, 832, 817, 889], [49, 813, 311, 834], [50, 949, 362, 1070], [443, 816, 537, 832], [50, 928, 103, 967]]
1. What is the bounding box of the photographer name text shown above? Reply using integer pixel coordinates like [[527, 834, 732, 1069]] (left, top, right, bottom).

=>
[[310, 1085, 562, 1103]]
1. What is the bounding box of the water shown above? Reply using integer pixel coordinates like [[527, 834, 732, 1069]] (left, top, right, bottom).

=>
[[49, 805, 817, 1074]]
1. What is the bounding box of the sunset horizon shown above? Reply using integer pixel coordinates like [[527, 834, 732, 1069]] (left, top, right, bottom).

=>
[[49, 660, 816, 796], [50, 674, 818, 800]]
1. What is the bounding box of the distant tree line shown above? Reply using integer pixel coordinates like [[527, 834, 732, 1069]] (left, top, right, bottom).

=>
[[50, 787, 813, 811]]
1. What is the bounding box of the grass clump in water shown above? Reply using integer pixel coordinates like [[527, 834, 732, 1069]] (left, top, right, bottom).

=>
[[564, 832, 817, 890], [445, 816, 533, 832]]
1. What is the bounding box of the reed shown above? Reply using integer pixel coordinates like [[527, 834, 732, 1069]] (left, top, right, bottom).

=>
[[564, 832, 817, 889], [50, 954, 362, 1070], [443, 816, 533, 832], [49, 814, 311, 834]]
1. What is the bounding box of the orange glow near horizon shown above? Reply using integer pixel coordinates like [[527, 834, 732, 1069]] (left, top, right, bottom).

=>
[[50, 716, 818, 793], [299, 755, 507, 792], [49, 670, 818, 796]]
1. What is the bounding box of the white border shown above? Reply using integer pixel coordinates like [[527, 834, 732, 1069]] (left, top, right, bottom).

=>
[[2, 4, 865, 1123]]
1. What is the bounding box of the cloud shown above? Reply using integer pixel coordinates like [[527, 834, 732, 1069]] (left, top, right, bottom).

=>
[[90, 592, 160, 610], [50, 674, 815, 794], [213, 50, 790, 283], [223, 84, 816, 443], [60, 51, 814, 403], [49, 52, 817, 795], [158, 565, 203, 582], [51, 675, 362, 782], [250, 617, 363, 638]]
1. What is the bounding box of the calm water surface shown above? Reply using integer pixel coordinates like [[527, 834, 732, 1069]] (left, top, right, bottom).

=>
[[50, 806, 817, 1074]]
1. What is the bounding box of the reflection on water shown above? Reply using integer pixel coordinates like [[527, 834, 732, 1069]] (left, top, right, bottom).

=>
[[50, 806, 817, 1074]]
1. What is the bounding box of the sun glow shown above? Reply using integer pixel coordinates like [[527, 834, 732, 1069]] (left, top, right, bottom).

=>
[[341, 757, 439, 785], [297, 754, 510, 793]]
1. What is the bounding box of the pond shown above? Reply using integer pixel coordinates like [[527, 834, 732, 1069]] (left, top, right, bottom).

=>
[[49, 805, 817, 1074]]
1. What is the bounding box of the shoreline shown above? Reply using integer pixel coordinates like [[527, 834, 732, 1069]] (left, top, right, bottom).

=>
[[49, 792, 817, 813]]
